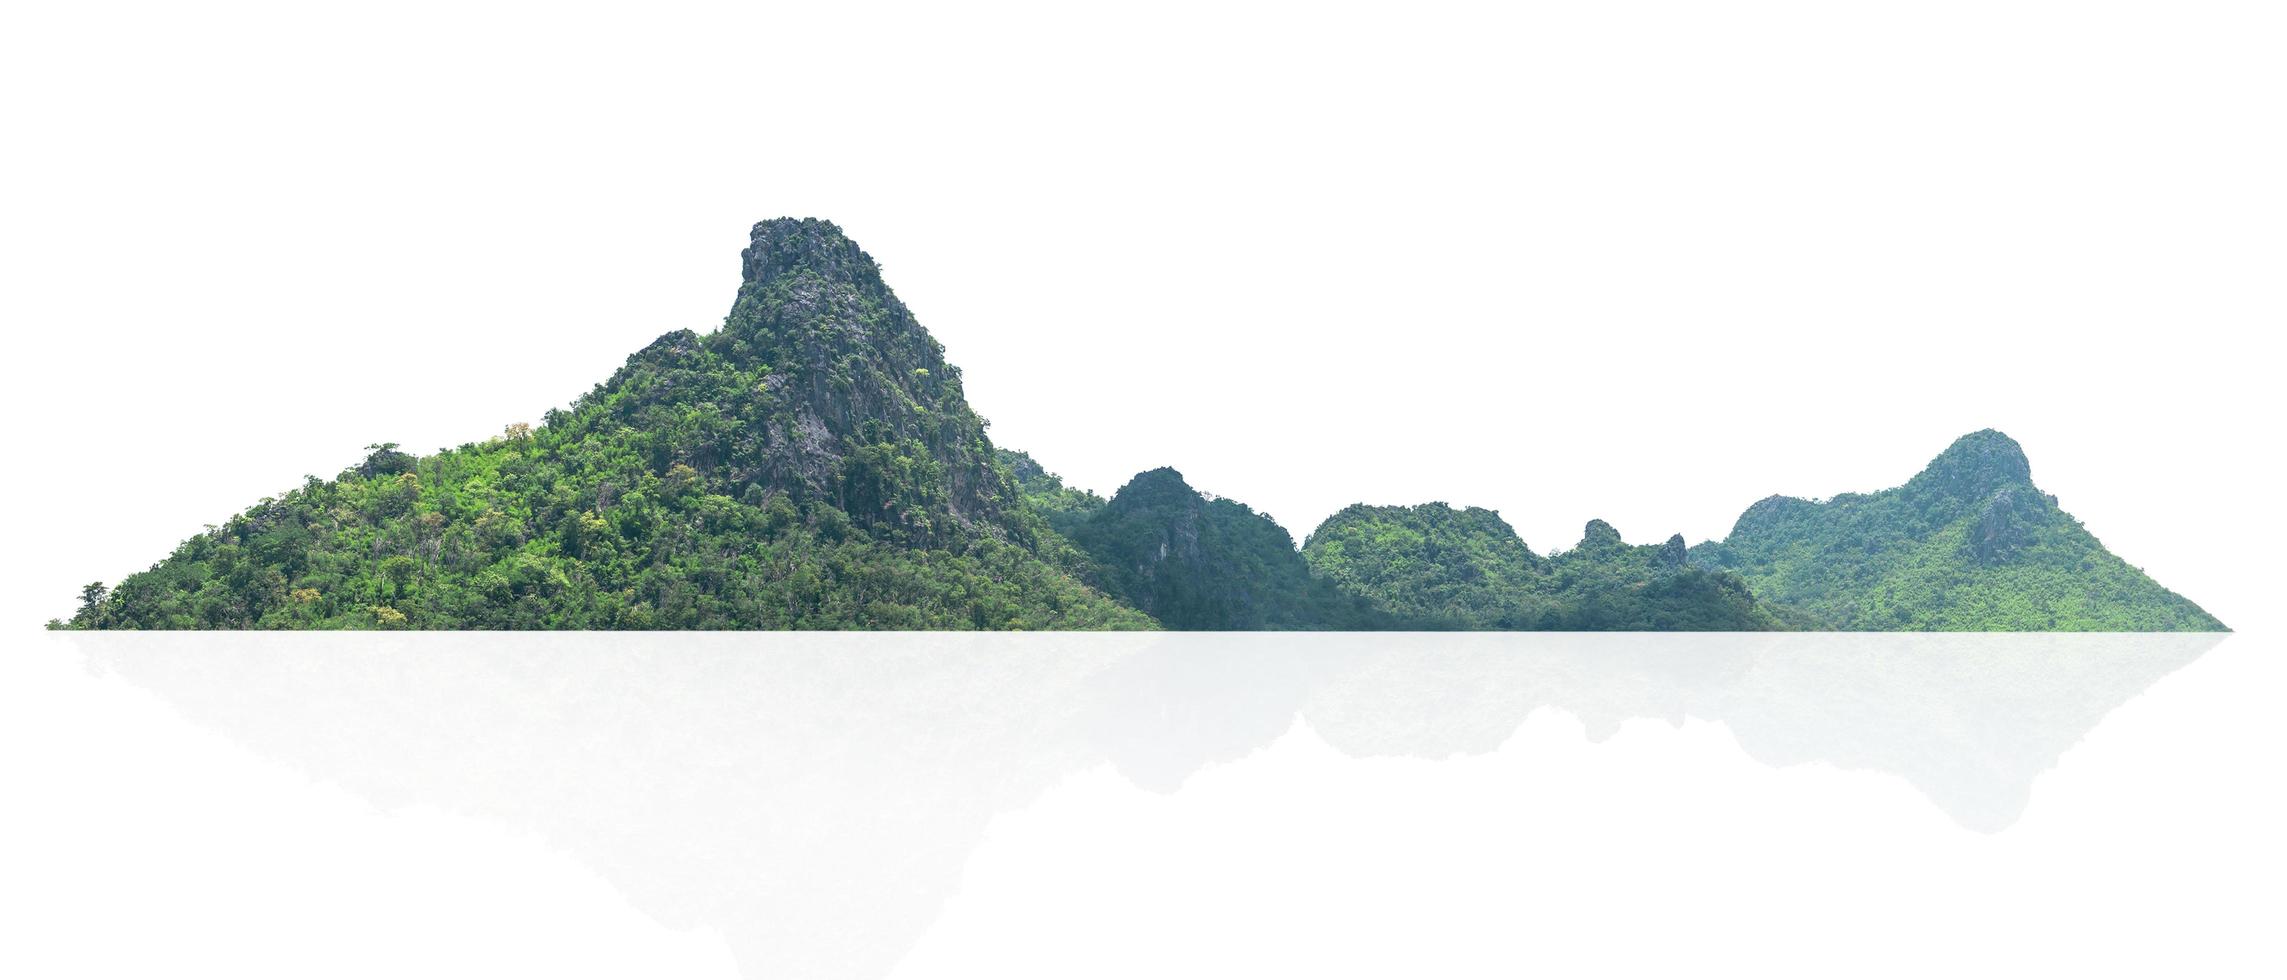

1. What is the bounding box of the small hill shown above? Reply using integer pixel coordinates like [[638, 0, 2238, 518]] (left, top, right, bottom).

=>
[[1303, 505, 1794, 630], [1064, 468, 1386, 630], [1690, 430, 2224, 630], [1299, 503, 1547, 627]]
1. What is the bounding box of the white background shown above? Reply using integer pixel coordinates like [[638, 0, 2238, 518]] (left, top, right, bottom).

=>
[[2, 10, 2284, 975], [3, 0, 2280, 634], [4, 631, 2278, 979]]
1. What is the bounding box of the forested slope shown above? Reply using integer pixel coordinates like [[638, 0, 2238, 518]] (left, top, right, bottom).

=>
[[67, 220, 1151, 630], [1690, 431, 2223, 631]]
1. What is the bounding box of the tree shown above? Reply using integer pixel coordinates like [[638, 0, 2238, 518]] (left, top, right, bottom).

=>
[[359, 442, 417, 478], [76, 582, 108, 625]]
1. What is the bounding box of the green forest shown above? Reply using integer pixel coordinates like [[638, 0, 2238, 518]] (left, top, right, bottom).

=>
[[57, 221, 2223, 632], [63, 220, 1150, 631], [1688, 430, 2223, 631], [1302, 506, 1803, 630]]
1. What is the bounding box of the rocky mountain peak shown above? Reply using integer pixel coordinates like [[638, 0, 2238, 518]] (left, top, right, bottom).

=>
[[1107, 467, 1202, 513], [737, 218, 886, 293], [1908, 429, 2035, 503], [1578, 519, 1625, 550]]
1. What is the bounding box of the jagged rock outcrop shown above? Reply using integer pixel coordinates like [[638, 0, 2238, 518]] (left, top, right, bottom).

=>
[[1578, 518, 1626, 551], [1657, 534, 1688, 569], [1967, 486, 2054, 565]]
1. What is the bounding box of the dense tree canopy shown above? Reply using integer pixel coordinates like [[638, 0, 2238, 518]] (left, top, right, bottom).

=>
[[66, 219, 1151, 630], [1300, 503, 1547, 627], [1061, 468, 1388, 630], [1690, 430, 2224, 631], [1302, 505, 1796, 630]]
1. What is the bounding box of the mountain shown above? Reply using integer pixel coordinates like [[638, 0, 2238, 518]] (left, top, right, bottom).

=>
[[1689, 430, 2224, 630], [1060, 468, 1386, 630], [1300, 503, 1546, 627], [68, 219, 1153, 630], [1302, 505, 1796, 630], [56, 220, 2222, 633]]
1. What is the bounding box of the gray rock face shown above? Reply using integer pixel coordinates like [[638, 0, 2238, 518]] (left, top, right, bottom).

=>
[[716, 218, 1016, 542], [1657, 534, 1689, 569], [1966, 486, 2058, 565]]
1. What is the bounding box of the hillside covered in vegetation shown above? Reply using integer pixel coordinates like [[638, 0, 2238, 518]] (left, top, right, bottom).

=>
[[65, 220, 1152, 630], [1053, 467, 1385, 630], [1689, 430, 2223, 630], [58, 222, 2221, 632], [1302, 505, 1800, 630]]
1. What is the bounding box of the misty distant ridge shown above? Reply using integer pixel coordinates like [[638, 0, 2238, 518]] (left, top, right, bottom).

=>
[[59, 220, 2222, 632]]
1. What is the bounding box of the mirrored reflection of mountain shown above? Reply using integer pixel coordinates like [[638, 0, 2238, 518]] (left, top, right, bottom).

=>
[[73, 632, 2222, 979], [1282, 633, 2223, 831]]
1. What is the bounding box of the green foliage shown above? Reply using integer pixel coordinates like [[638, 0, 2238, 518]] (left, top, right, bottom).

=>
[[1692, 430, 2225, 631], [1065, 468, 1388, 630], [68, 219, 1152, 632], [55, 223, 2219, 635], [997, 449, 1107, 538], [1536, 522, 1797, 630], [1302, 507, 1792, 630], [1300, 503, 1548, 627]]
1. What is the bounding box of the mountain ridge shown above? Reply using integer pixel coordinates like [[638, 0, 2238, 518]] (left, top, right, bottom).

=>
[[1300, 505, 1801, 630], [57, 221, 2223, 632]]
